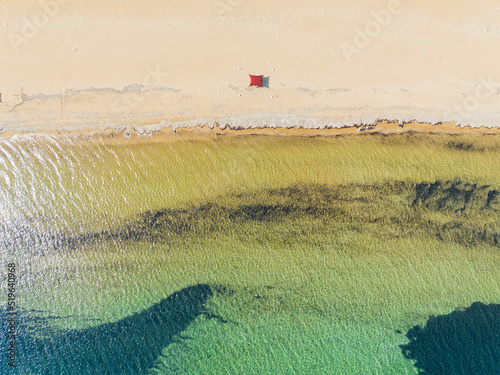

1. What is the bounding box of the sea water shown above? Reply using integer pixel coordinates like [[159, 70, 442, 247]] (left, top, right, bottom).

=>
[[0, 133, 499, 374]]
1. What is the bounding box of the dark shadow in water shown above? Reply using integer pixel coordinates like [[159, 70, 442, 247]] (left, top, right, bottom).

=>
[[400, 302, 500, 375], [1, 284, 214, 375]]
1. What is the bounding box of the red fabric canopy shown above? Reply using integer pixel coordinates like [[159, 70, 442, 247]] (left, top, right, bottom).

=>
[[249, 74, 263, 87]]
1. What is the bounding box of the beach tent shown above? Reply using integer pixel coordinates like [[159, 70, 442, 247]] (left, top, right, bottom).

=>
[[249, 74, 264, 87]]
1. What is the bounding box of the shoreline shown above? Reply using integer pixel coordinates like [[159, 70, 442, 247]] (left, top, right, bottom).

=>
[[1, 119, 500, 144]]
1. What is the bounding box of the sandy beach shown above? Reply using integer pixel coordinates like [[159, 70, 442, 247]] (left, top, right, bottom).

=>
[[1, 0, 500, 134]]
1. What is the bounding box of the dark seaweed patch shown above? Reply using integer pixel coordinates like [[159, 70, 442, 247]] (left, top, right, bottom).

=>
[[445, 141, 483, 152], [486, 190, 500, 209], [96, 181, 500, 249], [400, 302, 500, 375], [413, 180, 500, 212], [7, 180, 499, 254]]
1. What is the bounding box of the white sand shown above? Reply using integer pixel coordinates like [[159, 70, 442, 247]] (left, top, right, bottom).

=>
[[1, 0, 500, 133]]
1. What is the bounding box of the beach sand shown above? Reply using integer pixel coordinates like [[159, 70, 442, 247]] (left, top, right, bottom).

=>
[[1, 0, 500, 134]]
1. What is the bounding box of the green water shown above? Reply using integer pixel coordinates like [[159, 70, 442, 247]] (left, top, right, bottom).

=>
[[0, 133, 499, 374]]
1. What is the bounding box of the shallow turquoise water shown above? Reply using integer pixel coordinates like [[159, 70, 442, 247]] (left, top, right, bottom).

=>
[[0, 134, 499, 374]]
